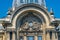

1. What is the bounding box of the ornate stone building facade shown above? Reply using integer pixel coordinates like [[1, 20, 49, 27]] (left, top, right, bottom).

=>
[[0, 0, 60, 40]]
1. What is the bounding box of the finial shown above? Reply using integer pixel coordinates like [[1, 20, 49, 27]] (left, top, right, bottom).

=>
[[50, 8, 54, 15], [12, 0, 17, 11]]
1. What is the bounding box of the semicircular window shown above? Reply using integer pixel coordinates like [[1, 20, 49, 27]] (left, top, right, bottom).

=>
[[16, 12, 42, 31]]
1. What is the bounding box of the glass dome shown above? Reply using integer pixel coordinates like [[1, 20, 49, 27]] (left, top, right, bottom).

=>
[[12, 0, 46, 7], [17, 0, 42, 6]]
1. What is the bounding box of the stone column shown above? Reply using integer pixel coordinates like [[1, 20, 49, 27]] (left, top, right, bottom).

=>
[[12, 32, 15, 40], [7, 32, 10, 40], [52, 32, 55, 40], [46, 32, 50, 40]]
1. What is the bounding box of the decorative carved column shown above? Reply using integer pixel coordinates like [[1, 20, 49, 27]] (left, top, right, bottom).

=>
[[7, 32, 10, 40], [46, 32, 50, 40], [12, 32, 15, 40]]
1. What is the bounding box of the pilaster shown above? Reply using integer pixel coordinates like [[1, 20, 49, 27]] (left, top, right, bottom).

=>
[[12, 32, 15, 40]]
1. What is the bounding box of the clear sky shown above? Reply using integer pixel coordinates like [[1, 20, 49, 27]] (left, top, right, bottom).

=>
[[0, 0, 60, 18]]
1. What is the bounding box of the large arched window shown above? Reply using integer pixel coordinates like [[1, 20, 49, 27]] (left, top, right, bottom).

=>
[[16, 12, 43, 31], [20, 13, 42, 27]]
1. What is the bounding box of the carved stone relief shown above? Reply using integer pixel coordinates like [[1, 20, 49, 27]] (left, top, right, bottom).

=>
[[19, 13, 42, 31]]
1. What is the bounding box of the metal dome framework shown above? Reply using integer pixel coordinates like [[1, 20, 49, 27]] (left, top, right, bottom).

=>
[[12, 0, 46, 10]]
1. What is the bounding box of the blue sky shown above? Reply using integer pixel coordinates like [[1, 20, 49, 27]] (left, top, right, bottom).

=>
[[0, 0, 60, 18]]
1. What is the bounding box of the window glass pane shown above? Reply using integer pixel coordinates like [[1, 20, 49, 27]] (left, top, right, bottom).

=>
[[25, 0, 27, 3], [50, 32, 52, 39], [20, 36, 23, 40], [20, 0, 24, 3], [35, 0, 38, 3], [38, 36, 42, 40], [10, 32, 12, 40], [26, 0, 29, 3], [58, 35, 60, 40], [27, 36, 34, 40], [30, 0, 33, 3]]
